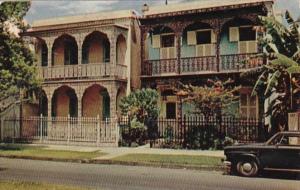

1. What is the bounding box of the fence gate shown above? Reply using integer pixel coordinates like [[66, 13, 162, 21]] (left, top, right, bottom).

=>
[[0, 116, 118, 147]]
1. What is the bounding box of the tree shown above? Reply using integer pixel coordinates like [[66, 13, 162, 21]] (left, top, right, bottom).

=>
[[119, 88, 159, 146], [246, 11, 300, 134], [175, 79, 240, 118], [0, 2, 39, 104], [119, 88, 159, 122]]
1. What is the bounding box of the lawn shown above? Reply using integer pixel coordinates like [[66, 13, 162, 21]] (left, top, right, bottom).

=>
[[0, 144, 105, 160], [112, 153, 222, 167], [0, 181, 92, 190]]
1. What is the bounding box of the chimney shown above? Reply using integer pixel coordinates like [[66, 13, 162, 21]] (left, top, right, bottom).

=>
[[142, 3, 149, 13]]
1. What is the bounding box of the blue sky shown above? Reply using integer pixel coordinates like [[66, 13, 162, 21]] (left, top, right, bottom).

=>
[[24, 0, 300, 23]]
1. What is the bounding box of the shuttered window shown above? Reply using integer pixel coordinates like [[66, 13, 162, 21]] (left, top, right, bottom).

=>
[[240, 93, 258, 119]]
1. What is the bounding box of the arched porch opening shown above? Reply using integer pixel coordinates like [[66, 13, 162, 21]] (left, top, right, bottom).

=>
[[52, 34, 78, 66], [116, 34, 127, 65], [52, 86, 78, 117], [82, 84, 110, 120], [82, 31, 110, 64]]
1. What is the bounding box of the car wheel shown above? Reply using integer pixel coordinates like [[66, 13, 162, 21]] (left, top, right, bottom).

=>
[[236, 160, 258, 177]]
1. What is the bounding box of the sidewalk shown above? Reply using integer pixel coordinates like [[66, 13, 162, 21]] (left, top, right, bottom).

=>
[[41, 144, 224, 160]]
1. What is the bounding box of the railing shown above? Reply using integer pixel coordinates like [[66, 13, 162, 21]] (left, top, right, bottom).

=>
[[142, 59, 178, 76], [38, 63, 127, 80], [142, 53, 264, 76], [0, 116, 118, 147], [118, 115, 266, 149], [220, 53, 264, 72], [180, 56, 218, 74]]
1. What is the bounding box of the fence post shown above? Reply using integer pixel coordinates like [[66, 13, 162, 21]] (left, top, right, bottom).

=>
[[97, 115, 100, 146], [0, 117, 3, 142], [40, 114, 43, 142], [67, 114, 70, 144], [115, 117, 119, 147]]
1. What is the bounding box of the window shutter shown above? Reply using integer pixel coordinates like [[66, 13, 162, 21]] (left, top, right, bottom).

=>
[[238, 41, 248, 54], [152, 35, 161, 48], [187, 31, 196, 45], [248, 41, 257, 53], [169, 47, 176, 58], [196, 45, 205, 57], [160, 48, 168, 59], [229, 27, 239, 42], [211, 30, 217, 43], [204, 44, 215, 56]]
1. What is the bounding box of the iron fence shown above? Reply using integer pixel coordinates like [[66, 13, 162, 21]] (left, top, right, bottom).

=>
[[0, 116, 118, 147], [118, 115, 265, 149]]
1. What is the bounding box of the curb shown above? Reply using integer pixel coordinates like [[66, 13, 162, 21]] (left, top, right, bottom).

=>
[[0, 155, 225, 171]]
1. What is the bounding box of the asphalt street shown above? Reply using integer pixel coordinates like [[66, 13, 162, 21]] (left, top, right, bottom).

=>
[[0, 158, 299, 190]]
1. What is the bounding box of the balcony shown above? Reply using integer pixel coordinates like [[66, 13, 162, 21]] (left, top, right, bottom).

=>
[[38, 63, 127, 81], [142, 53, 264, 77]]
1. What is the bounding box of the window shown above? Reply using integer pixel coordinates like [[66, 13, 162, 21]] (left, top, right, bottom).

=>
[[166, 102, 176, 119], [239, 27, 256, 41], [161, 34, 175, 48], [41, 43, 48, 66], [196, 30, 211, 44], [240, 93, 258, 119], [103, 40, 110, 63]]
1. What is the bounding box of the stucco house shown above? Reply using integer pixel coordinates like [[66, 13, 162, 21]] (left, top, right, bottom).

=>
[[140, 0, 274, 119], [23, 10, 141, 120]]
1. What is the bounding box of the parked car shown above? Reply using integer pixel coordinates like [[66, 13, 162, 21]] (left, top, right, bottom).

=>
[[224, 131, 300, 177]]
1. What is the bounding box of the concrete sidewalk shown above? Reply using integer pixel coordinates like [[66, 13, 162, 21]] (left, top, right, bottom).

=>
[[39, 144, 224, 160]]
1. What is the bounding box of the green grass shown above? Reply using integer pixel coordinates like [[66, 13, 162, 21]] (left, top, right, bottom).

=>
[[0, 181, 92, 190], [0, 144, 105, 160], [112, 153, 222, 167]]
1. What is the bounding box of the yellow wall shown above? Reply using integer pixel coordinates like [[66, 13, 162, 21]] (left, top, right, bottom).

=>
[[82, 85, 103, 118], [88, 40, 104, 63], [54, 87, 70, 117], [117, 36, 126, 65], [53, 40, 64, 66]]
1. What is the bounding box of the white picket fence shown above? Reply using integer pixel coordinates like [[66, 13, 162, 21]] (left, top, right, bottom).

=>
[[0, 116, 119, 147]]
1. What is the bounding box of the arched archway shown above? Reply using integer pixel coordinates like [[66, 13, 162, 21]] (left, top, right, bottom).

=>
[[146, 26, 175, 60], [220, 18, 256, 55], [36, 38, 48, 66], [52, 86, 78, 117], [52, 34, 78, 66], [116, 34, 127, 65], [116, 87, 126, 116], [182, 22, 214, 58], [82, 31, 110, 64], [82, 84, 110, 119], [38, 90, 48, 116]]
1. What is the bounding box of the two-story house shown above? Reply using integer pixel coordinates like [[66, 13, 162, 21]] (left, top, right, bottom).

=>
[[23, 10, 141, 120], [140, 0, 274, 119]]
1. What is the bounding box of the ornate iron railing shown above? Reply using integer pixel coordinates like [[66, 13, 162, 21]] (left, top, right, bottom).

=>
[[38, 63, 127, 80]]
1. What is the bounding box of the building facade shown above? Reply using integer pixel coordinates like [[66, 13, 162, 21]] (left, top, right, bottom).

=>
[[139, 0, 274, 119], [24, 10, 141, 120]]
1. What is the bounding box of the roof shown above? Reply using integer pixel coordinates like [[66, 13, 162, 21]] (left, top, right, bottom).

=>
[[32, 9, 137, 28], [143, 0, 274, 17]]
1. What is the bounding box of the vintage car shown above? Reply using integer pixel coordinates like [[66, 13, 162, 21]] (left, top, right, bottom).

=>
[[224, 131, 300, 177]]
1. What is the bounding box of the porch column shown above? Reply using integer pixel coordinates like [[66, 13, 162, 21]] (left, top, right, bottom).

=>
[[108, 82, 117, 119], [46, 92, 53, 117], [77, 91, 83, 118], [108, 31, 117, 65], [140, 27, 147, 75], [45, 37, 54, 67], [215, 29, 221, 72], [175, 31, 182, 74]]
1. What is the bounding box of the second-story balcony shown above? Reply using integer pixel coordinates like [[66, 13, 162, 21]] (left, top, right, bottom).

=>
[[142, 53, 264, 76], [38, 63, 127, 81]]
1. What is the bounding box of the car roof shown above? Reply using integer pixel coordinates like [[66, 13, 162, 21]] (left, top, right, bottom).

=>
[[278, 131, 300, 135]]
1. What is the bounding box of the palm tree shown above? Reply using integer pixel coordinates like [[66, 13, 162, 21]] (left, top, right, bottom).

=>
[[247, 11, 300, 135]]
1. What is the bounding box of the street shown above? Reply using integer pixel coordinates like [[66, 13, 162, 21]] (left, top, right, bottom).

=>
[[0, 158, 299, 190]]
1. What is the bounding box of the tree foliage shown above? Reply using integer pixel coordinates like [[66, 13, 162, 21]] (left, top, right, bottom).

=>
[[246, 11, 300, 133], [0, 2, 39, 102], [119, 88, 159, 123], [175, 79, 240, 117]]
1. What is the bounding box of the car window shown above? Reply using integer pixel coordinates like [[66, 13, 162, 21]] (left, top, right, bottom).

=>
[[268, 134, 283, 145], [278, 135, 300, 146]]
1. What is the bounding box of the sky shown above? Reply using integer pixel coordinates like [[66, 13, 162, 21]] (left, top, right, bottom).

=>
[[21, 0, 300, 23]]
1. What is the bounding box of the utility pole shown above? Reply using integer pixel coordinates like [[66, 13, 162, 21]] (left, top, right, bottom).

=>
[[165, 0, 168, 5]]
